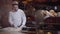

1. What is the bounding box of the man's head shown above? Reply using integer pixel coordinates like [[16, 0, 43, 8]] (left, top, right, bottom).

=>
[[12, 1, 19, 11]]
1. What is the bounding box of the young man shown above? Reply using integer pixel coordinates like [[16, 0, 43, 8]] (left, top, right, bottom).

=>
[[2, 1, 26, 31]]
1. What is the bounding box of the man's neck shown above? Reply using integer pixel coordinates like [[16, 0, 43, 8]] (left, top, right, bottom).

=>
[[12, 9, 19, 12]]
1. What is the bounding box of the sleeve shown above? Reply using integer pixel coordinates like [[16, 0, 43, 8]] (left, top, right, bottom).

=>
[[20, 10, 26, 28], [9, 12, 13, 25]]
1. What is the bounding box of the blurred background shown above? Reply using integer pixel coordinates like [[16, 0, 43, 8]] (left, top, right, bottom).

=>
[[0, 0, 60, 34]]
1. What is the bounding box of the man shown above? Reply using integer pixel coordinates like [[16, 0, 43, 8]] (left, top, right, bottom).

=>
[[2, 1, 26, 31]]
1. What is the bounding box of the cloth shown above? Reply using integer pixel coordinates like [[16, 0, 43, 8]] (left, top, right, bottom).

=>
[[9, 9, 26, 29]]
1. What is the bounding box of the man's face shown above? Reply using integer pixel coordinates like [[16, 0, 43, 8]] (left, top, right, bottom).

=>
[[12, 5, 18, 11]]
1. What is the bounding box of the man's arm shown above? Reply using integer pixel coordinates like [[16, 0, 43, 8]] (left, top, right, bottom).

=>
[[46, 11, 54, 17], [9, 12, 14, 26], [21, 11, 26, 28]]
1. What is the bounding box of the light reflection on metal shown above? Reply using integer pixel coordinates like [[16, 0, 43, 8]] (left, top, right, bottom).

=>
[[54, 6, 57, 10]]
